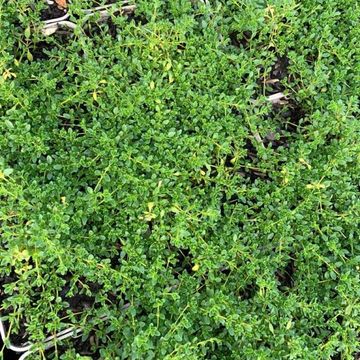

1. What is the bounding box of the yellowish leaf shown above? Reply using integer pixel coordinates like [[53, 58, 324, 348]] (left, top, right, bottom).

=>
[[170, 206, 180, 213], [27, 51, 33, 62], [144, 212, 156, 222], [306, 182, 326, 190], [165, 61, 172, 71], [25, 26, 31, 39], [299, 158, 311, 169], [192, 264, 200, 272]]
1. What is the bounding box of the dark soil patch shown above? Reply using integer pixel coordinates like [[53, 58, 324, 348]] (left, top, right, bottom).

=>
[[219, 192, 240, 217], [171, 247, 194, 278], [276, 254, 296, 292], [259, 55, 290, 96], [30, 32, 70, 61], [238, 281, 258, 300], [57, 111, 85, 136], [83, 17, 118, 39], [0, 272, 18, 303], [82, 2, 138, 40], [263, 129, 289, 150], [0, 274, 103, 357], [40, 3, 67, 21], [239, 139, 269, 182], [272, 101, 308, 133], [126, 12, 148, 26], [39, 0, 118, 23], [0, 340, 18, 360], [109, 241, 125, 268], [46, 333, 99, 359], [0, 272, 29, 351], [271, 56, 290, 81], [229, 30, 254, 50], [220, 138, 269, 183]]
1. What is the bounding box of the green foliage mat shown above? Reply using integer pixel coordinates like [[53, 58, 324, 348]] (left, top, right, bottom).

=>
[[0, 0, 359, 359]]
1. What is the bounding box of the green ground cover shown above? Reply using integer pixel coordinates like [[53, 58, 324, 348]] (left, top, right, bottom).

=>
[[0, 0, 359, 359]]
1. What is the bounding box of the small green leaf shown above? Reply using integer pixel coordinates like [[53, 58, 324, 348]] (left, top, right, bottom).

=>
[[269, 322, 274, 334], [168, 128, 176, 137], [5, 120, 14, 129], [3, 168, 13, 176], [27, 50, 33, 62], [25, 26, 31, 39]]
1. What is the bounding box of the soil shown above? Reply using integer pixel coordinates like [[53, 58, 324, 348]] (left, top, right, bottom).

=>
[[40, 3, 67, 21], [0, 273, 23, 359], [30, 32, 70, 61], [0, 267, 133, 359], [276, 254, 296, 292], [229, 30, 253, 50], [222, 138, 269, 183], [0, 341, 17, 360], [259, 55, 290, 96], [0, 330, 98, 360], [40, 0, 125, 22], [0, 272, 102, 359], [172, 247, 194, 277], [254, 54, 309, 151], [46, 334, 100, 359]]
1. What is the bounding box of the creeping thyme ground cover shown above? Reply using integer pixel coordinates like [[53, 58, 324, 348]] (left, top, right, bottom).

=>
[[0, 0, 360, 359]]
